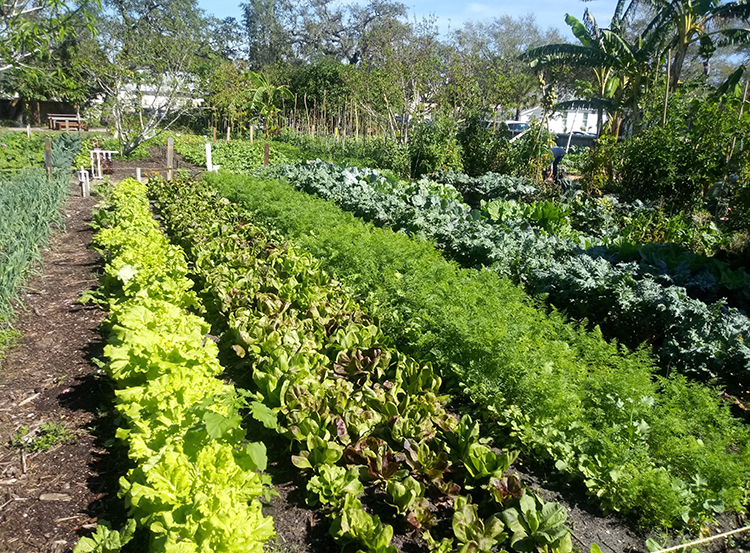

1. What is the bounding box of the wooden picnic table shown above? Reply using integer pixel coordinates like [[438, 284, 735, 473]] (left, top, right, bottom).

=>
[[47, 114, 88, 131]]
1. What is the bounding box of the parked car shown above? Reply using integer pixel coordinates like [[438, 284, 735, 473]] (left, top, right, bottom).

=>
[[554, 131, 596, 148], [504, 121, 530, 134], [569, 130, 596, 137]]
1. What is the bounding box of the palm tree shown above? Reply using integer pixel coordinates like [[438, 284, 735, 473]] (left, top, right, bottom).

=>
[[615, 0, 750, 90]]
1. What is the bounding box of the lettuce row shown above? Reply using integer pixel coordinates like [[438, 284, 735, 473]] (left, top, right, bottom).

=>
[[83, 178, 275, 553], [149, 175, 577, 553]]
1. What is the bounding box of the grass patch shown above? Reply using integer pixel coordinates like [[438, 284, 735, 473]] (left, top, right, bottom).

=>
[[11, 422, 76, 452]]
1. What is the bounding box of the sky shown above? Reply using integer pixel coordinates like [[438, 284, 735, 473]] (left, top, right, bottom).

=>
[[197, 0, 621, 39]]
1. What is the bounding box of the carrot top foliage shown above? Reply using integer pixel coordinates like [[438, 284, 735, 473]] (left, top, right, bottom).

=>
[[208, 171, 750, 530]]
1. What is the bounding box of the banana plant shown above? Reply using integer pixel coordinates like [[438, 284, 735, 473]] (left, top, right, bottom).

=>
[[247, 71, 294, 139]]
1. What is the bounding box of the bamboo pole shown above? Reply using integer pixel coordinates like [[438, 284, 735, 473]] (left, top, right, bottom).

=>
[[304, 93, 310, 134], [44, 137, 52, 182], [663, 48, 672, 127], [355, 102, 359, 142], [727, 77, 749, 164], [651, 526, 750, 553], [167, 137, 174, 180], [294, 93, 299, 132]]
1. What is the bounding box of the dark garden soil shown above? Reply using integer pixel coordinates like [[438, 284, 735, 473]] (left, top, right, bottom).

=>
[[105, 145, 203, 184], [0, 148, 747, 553]]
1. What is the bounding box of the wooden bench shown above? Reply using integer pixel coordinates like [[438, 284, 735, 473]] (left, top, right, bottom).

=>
[[47, 114, 88, 131]]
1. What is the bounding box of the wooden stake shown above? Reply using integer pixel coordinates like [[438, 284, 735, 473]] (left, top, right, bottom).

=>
[[226, 126, 231, 142], [350, 98, 354, 137], [212, 127, 216, 142], [264, 142, 270, 166], [44, 137, 52, 181], [167, 137, 174, 180], [304, 93, 310, 134], [294, 93, 299, 131]]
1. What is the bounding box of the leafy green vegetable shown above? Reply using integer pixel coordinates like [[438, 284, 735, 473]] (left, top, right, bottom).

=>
[[452, 495, 507, 552], [72, 520, 136, 553], [307, 465, 364, 509], [502, 493, 572, 553], [148, 174, 572, 552]]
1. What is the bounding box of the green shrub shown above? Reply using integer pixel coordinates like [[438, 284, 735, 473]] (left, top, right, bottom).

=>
[[502, 121, 555, 181], [408, 116, 463, 177], [618, 125, 707, 212], [457, 115, 511, 176], [0, 132, 45, 170], [618, 83, 750, 215], [274, 128, 410, 177], [580, 135, 620, 193]]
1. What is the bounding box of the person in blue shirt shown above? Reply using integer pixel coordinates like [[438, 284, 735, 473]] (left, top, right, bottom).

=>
[[550, 146, 566, 180]]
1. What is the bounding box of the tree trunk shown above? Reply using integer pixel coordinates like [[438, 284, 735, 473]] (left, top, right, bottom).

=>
[[670, 45, 688, 91]]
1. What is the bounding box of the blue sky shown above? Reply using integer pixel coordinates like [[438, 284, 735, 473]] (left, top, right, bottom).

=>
[[198, 0, 621, 39]]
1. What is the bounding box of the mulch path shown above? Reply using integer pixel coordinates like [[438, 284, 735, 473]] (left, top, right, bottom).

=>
[[0, 178, 119, 553], [0, 148, 201, 553]]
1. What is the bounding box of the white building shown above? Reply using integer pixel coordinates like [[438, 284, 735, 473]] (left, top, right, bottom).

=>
[[518, 106, 605, 135]]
